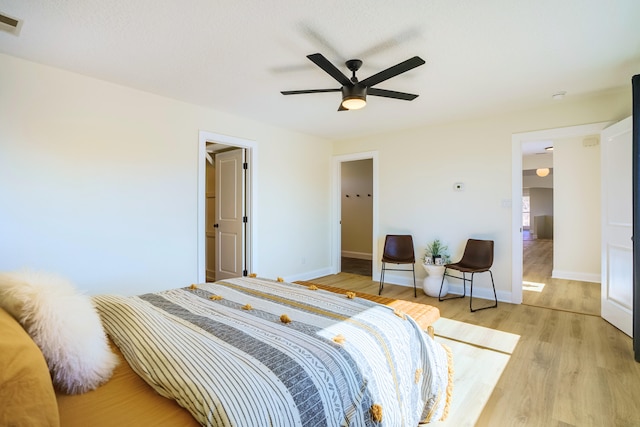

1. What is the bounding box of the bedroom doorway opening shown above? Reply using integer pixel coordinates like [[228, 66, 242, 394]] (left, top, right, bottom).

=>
[[332, 152, 379, 279], [198, 131, 255, 284], [511, 123, 608, 313], [340, 159, 373, 276]]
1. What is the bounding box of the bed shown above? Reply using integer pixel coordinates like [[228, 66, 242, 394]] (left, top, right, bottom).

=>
[[1, 276, 452, 426]]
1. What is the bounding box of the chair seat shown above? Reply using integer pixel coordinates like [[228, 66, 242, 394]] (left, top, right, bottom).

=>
[[445, 263, 490, 273], [382, 256, 413, 263]]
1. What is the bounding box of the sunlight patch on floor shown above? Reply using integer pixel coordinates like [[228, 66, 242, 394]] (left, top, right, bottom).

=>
[[430, 318, 520, 426], [523, 280, 546, 293]]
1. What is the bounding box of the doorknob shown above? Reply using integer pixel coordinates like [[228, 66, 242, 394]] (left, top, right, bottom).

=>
[[213, 224, 219, 228]]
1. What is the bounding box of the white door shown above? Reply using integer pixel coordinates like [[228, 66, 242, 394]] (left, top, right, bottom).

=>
[[215, 149, 245, 280], [601, 116, 633, 337]]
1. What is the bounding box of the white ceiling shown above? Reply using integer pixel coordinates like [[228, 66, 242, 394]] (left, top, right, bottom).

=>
[[1, 0, 639, 141]]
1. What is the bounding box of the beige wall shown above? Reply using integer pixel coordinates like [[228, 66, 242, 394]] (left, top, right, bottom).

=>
[[332, 88, 630, 300], [553, 136, 602, 282], [341, 159, 373, 258], [530, 188, 554, 218], [0, 50, 631, 300], [0, 53, 333, 295], [530, 187, 554, 239]]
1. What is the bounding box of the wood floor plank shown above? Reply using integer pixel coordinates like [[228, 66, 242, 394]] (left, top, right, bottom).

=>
[[522, 237, 600, 316]]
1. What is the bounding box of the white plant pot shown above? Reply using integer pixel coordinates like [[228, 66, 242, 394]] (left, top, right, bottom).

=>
[[422, 263, 449, 297]]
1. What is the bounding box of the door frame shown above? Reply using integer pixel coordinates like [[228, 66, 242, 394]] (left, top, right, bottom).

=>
[[331, 151, 379, 277], [511, 122, 609, 304], [198, 130, 256, 283]]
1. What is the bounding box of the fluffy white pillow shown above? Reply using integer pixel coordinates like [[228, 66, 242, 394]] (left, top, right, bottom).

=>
[[0, 269, 118, 394]]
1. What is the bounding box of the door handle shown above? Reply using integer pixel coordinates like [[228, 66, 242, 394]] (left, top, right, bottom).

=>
[[213, 224, 219, 228]]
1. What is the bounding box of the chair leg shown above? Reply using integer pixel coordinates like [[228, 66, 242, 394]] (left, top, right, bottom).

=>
[[439, 269, 466, 301], [470, 270, 498, 312], [379, 262, 417, 297], [412, 264, 416, 297]]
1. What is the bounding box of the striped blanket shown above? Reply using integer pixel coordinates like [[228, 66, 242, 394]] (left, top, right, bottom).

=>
[[94, 277, 452, 426]]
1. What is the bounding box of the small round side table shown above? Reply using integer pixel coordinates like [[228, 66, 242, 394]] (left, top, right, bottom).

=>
[[422, 264, 449, 297]]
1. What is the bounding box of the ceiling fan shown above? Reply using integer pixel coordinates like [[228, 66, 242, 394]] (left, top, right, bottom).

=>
[[281, 53, 425, 111]]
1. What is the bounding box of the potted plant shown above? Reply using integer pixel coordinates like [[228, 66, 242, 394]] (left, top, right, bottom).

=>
[[424, 239, 450, 265]]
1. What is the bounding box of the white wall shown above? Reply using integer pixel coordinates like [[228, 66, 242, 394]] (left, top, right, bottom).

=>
[[553, 136, 601, 282], [0, 53, 332, 295], [333, 88, 630, 301]]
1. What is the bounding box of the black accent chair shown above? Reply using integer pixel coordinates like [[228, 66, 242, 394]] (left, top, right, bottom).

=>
[[379, 235, 417, 297], [439, 239, 497, 312]]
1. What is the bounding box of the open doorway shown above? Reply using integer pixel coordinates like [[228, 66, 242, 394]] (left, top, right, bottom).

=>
[[512, 123, 608, 314], [332, 152, 379, 278], [521, 141, 555, 305], [340, 159, 373, 276], [197, 131, 255, 284]]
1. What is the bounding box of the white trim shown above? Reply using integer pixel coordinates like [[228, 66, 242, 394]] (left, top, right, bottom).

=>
[[198, 130, 257, 283], [332, 152, 379, 278], [511, 122, 609, 304], [552, 270, 601, 284], [284, 267, 334, 284]]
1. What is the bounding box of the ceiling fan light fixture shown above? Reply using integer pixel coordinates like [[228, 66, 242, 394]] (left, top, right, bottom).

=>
[[342, 97, 366, 110], [341, 85, 367, 110]]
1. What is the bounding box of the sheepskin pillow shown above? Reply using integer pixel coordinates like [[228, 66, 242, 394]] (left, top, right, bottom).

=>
[[0, 270, 118, 394]]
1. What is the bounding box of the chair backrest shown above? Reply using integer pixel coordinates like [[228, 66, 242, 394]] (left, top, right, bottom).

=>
[[382, 235, 415, 263], [459, 239, 494, 269]]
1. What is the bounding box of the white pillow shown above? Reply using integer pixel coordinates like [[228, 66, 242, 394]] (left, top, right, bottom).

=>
[[0, 269, 118, 394]]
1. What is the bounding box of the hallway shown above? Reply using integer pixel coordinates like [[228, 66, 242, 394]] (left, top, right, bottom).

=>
[[522, 235, 600, 316]]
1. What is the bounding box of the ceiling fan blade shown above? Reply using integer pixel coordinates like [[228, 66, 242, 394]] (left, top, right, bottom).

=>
[[359, 56, 425, 88], [368, 87, 418, 101], [281, 88, 341, 95], [307, 53, 352, 86]]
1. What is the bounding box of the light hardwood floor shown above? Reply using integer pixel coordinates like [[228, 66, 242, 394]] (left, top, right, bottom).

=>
[[522, 237, 600, 316], [306, 273, 640, 426]]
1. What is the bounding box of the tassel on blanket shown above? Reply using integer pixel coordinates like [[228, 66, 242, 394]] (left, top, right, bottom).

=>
[[370, 404, 383, 423], [189, 284, 198, 290], [345, 291, 356, 299], [249, 273, 257, 278], [280, 314, 291, 324], [333, 334, 346, 345], [242, 304, 253, 310], [414, 368, 423, 384], [308, 285, 318, 290], [440, 343, 455, 421], [209, 295, 223, 301], [277, 277, 284, 282]]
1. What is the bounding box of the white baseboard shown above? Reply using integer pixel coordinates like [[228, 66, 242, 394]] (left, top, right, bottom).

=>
[[444, 283, 512, 304], [284, 267, 333, 284], [552, 269, 600, 283], [341, 251, 372, 260], [377, 273, 512, 303]]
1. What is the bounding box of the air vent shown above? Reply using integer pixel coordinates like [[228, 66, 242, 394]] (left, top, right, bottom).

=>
[[583, 136, 600, 148], [0, 12, 22, 36]]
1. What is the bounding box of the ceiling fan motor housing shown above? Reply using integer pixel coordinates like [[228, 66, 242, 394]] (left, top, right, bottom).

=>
[[341, 85, 367, 109]]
